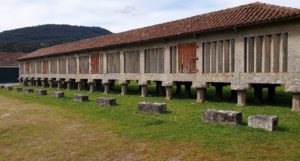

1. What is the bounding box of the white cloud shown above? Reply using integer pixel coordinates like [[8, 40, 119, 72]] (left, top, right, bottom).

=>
[[0, 0, 300, 33]]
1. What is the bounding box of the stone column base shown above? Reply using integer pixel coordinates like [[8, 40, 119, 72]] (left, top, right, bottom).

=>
[[196, 88, 206, 103]]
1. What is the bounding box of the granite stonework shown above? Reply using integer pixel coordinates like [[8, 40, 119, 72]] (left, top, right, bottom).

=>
[[24, 88, 34, 93], [96, 97, 117, 106], [52, 91, 64, 98], [248, 115, 278, 132], [5, 86, 13, 90], [203, 109, 243, 125], [137, 102, 167, 114], [37, 89, 47, 96], [73, 94, 89, 102], [16, 88, 23, 92]]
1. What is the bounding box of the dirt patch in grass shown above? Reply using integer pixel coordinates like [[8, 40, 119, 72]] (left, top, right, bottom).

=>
[[0, 95, 226, 161]]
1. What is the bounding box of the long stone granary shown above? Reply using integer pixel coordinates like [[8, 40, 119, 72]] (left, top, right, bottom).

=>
[[17, 3, 300, 111]]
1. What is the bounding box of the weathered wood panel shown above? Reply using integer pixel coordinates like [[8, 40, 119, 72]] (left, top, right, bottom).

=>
[[79, 56, 89, 74], [25, 62, 30, 74], [247, 37, 255, 73], [42, 60, 49, 74], [107, 52, 120, 73], [217, 41, 223, 73], [59, 58, 66, 74], [30, 61, 35, 74], [91, 53, 99, 74], [203, 42, 210, 73], [211, 42, 217, 73], [99, 53, 104, 74], [170, 46, 177, 73], [124, 50, 140, 73], [230, 40, 235, 73], [20, 63, 24, 74], [224, 40, 230, 73], [273, 34, 280, 73], [264, 35, 271, 73], [179, 43, 197, 74], [36, 61, 42, 74], [68, 57, 77, 74], [282, 33, 288, 72], [145, 48, 164, 73], [50, 59, 57, 74], [256, 37, 263, 73]]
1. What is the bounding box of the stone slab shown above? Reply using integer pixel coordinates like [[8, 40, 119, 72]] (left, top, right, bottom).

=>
[[5, 86, 13, 90], [137, 102, 167, 114], [37, 89, 47, 96], [96, 97, 117, 106], [248, 114, 278, 132], [52, 91, 64, 98], [24, 88, 34, 93], [203, 109, 243, 125], [16, 88, 23, 92], [0, 85, 5, 89], [73, 94, 89, 102]]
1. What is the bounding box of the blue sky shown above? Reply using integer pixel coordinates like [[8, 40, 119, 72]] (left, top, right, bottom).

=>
[[1, 0, 300, 33]]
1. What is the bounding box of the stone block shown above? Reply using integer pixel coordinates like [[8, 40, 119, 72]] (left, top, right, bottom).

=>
[[73, 94, 89, 102], [24, 88, 34, 93], [37, 89, 47, 96], [137, 102, 167, 114], [0, 85, 5, 89], [52, 91, 64, 98], [5, 86, 13, 90], [203, 109, 243, 125], [96, 97, 117, 106], [248, 115, 278, 132], [16, 88, 23, 92]]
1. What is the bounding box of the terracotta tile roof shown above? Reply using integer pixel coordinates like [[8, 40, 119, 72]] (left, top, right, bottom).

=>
[[0, 52, 26, 67], [19, 2, 300, 60]]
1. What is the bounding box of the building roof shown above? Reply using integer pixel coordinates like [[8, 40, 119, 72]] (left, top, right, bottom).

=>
[[0, 52, 26, 67], [19, 2, 300, 60]]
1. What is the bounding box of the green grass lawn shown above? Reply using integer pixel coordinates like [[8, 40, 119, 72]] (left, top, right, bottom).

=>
[[1, 83, 300, 160]]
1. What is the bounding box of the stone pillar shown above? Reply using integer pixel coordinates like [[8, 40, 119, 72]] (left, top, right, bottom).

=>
[[77, 81, 82, 91], [253, 86, 263, 103], [57, 81, 62, 90], [104, 83, 110, 94], [196, 88, 206, 103], [89, 82, 95, 93], [141, 85, 148, 97], [268, 85, 276, 100], [36, 79, 40, 87], [165, 86, 173, 100], [49, 80, 54, 88], [23, 79, 28, 86], [237, 90, 247, 106], [292, 93, 300, 112], [66, 81, 71, 90], [41, 79, 46, 88], [121, 83, 128, 95]]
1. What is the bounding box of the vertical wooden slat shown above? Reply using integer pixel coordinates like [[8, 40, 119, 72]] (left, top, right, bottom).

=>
[[224, 40, 230, 73], [230, 39, 235, 73], [282, 33, 288, 72], [247, 37, 254, 73], [264, 35, 271, 73], [273, 34, 280, 73], [255, 37, 263, 73], [211, 41, 217, 73]]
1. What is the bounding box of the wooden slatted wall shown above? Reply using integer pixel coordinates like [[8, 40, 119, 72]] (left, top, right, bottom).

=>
[[145, 48, 164, 73], [68, 57, 77, 74], [50, 59, 57, 74], [124, 50, 140, 73], [59, 58, 66, 74], [107, 52, 120, 73], [79, 56, 89, 74]]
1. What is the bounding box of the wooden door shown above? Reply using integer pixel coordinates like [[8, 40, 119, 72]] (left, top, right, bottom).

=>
[[178, 43, 197, 73], [91, 53, 99, 74]]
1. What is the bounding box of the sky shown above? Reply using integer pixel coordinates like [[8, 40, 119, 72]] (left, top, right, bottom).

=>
[[1, 0, 300, 33]]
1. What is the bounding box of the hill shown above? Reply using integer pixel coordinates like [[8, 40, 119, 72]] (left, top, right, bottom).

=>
[[0, 24, 112, 53]]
